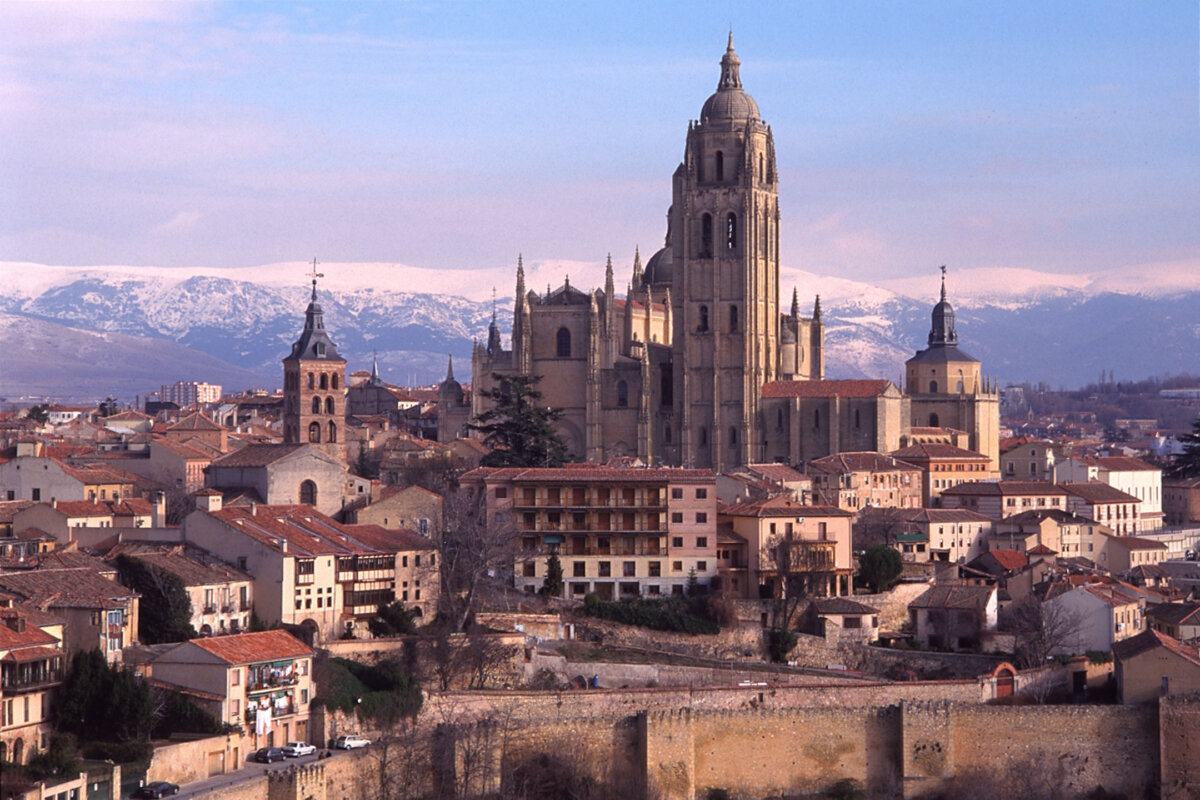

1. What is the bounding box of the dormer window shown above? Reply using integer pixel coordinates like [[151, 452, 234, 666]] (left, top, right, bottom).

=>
[[315, 342, 326, 357]]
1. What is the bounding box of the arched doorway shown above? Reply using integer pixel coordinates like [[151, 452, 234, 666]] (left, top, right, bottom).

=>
[[993, 662, 1017, 698]]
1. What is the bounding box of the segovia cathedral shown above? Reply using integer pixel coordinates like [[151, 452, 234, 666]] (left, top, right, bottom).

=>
[[442, 38, 999, 472]]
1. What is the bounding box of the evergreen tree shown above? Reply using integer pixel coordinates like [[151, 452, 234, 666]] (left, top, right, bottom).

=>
[[469, 374, 569, 467], [540, 553, 564, 598], [56, 649, 154, 744], [1170, 415, 1200, 478], [26, 404, 49, 425], [97, 396, 118, 417], [368, 600, 420, 638], [858, 545, 903, 594], [115, 555, 197, 644]]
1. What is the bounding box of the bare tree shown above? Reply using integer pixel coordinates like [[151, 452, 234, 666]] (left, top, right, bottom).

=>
[[852, 507, 910, 551], [1000, 594, 1086, 669], [363, 717, 435, 800], [439, 484, 516, 633], [762, 532, 832, 660]]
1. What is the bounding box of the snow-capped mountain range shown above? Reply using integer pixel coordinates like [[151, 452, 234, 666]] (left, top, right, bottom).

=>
[[2, 259, 1198, 403]]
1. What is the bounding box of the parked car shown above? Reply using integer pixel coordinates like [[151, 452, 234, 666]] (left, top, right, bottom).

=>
[[253, 747, 285, 763], [133, 782, 180, 798], [333, 734, 371, 749], [282, 741, 317, 758]]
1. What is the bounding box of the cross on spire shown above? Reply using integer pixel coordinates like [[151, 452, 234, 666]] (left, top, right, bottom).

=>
[[939, 264, 947, 301], [307, 257, 325, 300]]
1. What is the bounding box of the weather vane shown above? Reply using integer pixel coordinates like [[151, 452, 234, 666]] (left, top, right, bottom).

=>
[[307, 257, 324, 286]]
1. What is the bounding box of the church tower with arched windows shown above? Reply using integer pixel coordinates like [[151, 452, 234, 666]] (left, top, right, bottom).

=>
[[283, 275, 347, 464], [905, 270, 1000, 469], [470, 39, 823, 469], [650, 35, 784, 471]]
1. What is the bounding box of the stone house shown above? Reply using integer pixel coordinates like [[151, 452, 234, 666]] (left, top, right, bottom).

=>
[[0, 608, 65, 765], [1112, 628, 1200, 703], [1060, 482, 1142, 535], [0, 444, 138, 503], [13, 498, 158, 545], [205, 443, 347, 518], [940, 480, 1068, 520], [889, 443, 996, 507], [806, 451, 922, 512], [807, 597, 880, 643], [908, 585, 998, 651], [352, 484, 443, 540], [149, 629, 315, 751], [989, 509, 1108, 561], [1146, 602, 1200, 643], [104, 543, 254, 636], [895, 508, 993, 564], [1096, 534, 1168, 573], [1039, 580, 1145, 654], [1162, 476, 1200, 526], [720, 496, 854, 599], [760, 379, 908, 466], [1000, 439, 1058, 481], [0, 568, 139, 664]]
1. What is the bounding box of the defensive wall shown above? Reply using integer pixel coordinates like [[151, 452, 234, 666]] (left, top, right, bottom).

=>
[[434, 695, 1199, 800]]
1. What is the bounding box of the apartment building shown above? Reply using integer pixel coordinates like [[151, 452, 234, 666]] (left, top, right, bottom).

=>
[[462, 465, 718, 599], [0, 608, 65, 765], [940, 480, 1068, 520], [1060, 482, 1143, 535], [1056, 456, 1163, 530], [889, 443, 996, 507], [150, 629, 313, 751], [182, 497, 437, 642]]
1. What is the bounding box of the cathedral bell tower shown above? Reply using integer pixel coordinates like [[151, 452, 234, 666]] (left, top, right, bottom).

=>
[[283, 266, 347, 464], [668, 36, 780, 471]]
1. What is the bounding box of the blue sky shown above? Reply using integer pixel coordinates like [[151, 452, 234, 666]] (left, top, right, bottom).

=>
[[1, 1, 1197, 284]]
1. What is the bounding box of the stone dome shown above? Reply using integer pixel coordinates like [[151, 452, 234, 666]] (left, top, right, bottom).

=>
[[642, 246, 672, 286], [699, 35, 759, 123]]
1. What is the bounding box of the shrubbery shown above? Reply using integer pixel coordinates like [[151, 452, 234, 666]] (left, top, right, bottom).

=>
[[581, 594, 719, 635], [312, 656, 423, 726]]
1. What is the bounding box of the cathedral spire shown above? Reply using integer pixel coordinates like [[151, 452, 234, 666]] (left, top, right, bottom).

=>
[[718, 33, 742, 90], [928, 266, 958, 346], [790, 287, 799, 320], [445, 355, 455, 382], [632, 246, 643, 287], [370, 351, 381, 384], [813, 294, 822, 323], [940, 264, 947, 302]]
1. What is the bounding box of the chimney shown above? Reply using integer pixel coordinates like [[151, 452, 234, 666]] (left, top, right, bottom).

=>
[[195, 491, 223, 513], [153, 491, 166, 528], [250, 502, 257, 516], [51, 498, 57, 509]]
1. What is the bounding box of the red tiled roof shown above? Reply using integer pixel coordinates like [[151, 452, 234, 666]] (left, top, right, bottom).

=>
[[0, 614, 60, 651], [210, 443, 313, 468], [1101, 535, 1166, 550], [167, 413, 224, 432], [1147, 602, 1200, 627], [910, 585, 995, 609], [1, 644, 62, 662], [761, 379, 892, 399], [720, 496, 851, 518], [154, 438, 215, 460], [898, 508, 993, 524], [941, 481, 1067, 497], [807, 452, 921, 474], [983, 549, 1029, 572], [1113, 628, 1200, 667], [890, 443, 990, 461], [0, 567, 139, 609], [741, 463, 807, 483], [208, 505, 430, 557], [1059, 482, 1141, 505], [187, 629, 312, 665], [1027, 544, 1058, 555], [462, 464, 715, 484], [0, 500, 35, 523], [46, 499, 152, 518]]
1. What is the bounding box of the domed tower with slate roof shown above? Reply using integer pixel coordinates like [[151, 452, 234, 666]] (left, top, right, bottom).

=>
[[905, 268, 1000, 469], [283, 267, 347, 464]]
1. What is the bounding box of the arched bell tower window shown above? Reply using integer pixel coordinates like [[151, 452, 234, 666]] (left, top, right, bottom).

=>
[[729, 305, 739, 333], [307, 373, 314, 389], [813, 409, 821, 430], [556, 327, 571, 357], [308, 422, 321, 443], [325, 397, 334, 414], [311, 397, 320, 414], [929, 380, 938, 393], [929, 413, 940, 427], [300, 480, 317, 505], [759, 153, 765, 182], [729, 426, 738, 448], [698, 305, 709, 332], [320, 374, 329, 390], [726, 213, 737, 250], [699, 427, 708, 446], [715, 151, 724, 182], [332, 374, 339, 389], [700, 214, 713, 257], [328, 421, 337, 442], [617, 381, 628, 407]]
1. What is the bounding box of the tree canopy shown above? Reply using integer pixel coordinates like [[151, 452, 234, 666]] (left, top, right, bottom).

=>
[[858, 545, 903, 594], [115, 554, 197, 644], [1170, 415, 1200, 478], [368, 600, 420, 638], [470, 374, 568, 468], [56, 649, 154, 745]]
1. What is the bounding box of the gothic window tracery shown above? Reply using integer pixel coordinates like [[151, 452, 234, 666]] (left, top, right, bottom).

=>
[[729, 305, 739, 333], [556, 327, 571, 357], [320, 374, 329, 390], [617, 381, 628, 407], [715, 151, 724, 182], [300, 480, 317, 505], [325, 397, 334, 414], [700, 214, 713, 257], [698, 305, 709, 332], [328, 421, 337, 442], [726, 213, 737, 250], [311, 397, 320, 414], [308, 422, 321, 443]]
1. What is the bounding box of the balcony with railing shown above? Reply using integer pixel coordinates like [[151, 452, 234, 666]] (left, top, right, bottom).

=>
[[1, 658, 63, 694]]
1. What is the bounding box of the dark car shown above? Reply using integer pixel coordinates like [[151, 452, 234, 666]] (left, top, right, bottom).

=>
[[133, 782, 180, 799], [253, 747, 285, 763]]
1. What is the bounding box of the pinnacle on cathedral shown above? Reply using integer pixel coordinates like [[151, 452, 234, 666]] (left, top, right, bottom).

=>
[[928, 266, 958, 347], [699, 33, 760, 123], [286, 274, 343, 363]]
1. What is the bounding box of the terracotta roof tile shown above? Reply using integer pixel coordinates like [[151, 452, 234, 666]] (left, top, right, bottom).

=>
[[941, 481, 1067, 497], [0, 567, 139, 609], [1059, 482, 1141, 505], [1113, 629, 1200, 668], [890, 443, 990, 461], [462, 464, 715, 484], [720, 496, 851, 518], [187, 629, 312, 664], [910, 585, 995, 609], [897, 508, 993, 524], [210, 443, 312, 468], [807, 452, 922, 474]]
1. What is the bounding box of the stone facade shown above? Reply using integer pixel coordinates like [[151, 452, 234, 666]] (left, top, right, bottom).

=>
[[282, 276, 347, 465]]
